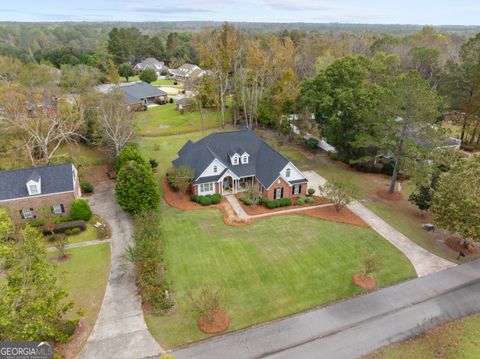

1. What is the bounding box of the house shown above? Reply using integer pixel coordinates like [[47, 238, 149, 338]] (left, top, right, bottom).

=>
[[175, 97, 190, 111], [0, 163, 81, 222], [172, 128, 308, 199], [169, 64, 206, 82], [95, 81, 168, 108], [134, 58, 168, 76]]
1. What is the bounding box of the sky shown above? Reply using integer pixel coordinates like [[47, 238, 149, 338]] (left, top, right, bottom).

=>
[[0, 0, 479, 25]]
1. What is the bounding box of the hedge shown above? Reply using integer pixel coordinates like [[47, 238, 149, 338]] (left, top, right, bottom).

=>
[[265, 198, 292, 209], [44, 220, 86, 235], [239, 195, 253, 205], [80, 182, 94, 193], [191, 194, 221, 206]]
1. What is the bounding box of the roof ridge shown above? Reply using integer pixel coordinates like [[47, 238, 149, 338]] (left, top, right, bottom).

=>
[[0, 163, 72, 174]]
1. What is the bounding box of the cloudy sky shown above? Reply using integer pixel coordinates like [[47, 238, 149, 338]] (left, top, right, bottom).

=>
[[1, 0, 479, 24]]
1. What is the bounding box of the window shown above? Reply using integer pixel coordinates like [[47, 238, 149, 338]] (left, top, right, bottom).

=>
[[286, 168, 291, 178], [53, 204, 64, 214], [232, 156, 239, 165], [274, 188, 283, 200], [22, 208, 33, 219], [199, 182, 214, 193], [292, 184, 301, 195], [241, 155, 248, 164], [213, 165, 218, 173], [29, 184, 39, 195]]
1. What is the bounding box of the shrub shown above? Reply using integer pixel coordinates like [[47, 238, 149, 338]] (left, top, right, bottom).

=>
[[116, 144, 148, 171], [65, 228, 81, 236], [191, 194, 198, 202], [55, 235, 69, 259], [199, 196, 212, 206], [280, 198, 292, 206], [53, 220, 87, 234], [265, 200, 277, 209], [307, 188, 315, 196], [116, 161, 160, 215], [47, 234, 60, 242], [239, 195, 253, 205], [26, 219, 46, 227], [210, 194, 221, 204], [80, 182, 94, 193], [305, 196, 314, 204], [296, 196, 306, 205], [169, 97, 174, 104], [0, 208, 14, 240], [96, 226, 109, 239], [305, 137, 319, 150], [167, 166, 194, 196], [70, 199, 92, 221], [149, 159, 159, 168]]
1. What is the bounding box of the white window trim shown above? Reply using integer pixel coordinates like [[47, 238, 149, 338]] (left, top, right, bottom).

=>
[[293, 184, 300, 195], [29, 184, 39, 195], [213, 165, 218, 173], [286, 168, 291, 178], [53, 204, 63, 214], [274, 188, 283, 200], [22, 208, 33, 219], [199, 182, 215, 194]]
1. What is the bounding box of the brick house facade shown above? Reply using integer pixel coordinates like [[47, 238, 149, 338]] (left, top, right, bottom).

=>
[[262, 177, 307, 200], [0, 163, 81, 223]]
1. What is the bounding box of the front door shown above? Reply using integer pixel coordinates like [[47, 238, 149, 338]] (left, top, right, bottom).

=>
[[223, 176, 233, 192]]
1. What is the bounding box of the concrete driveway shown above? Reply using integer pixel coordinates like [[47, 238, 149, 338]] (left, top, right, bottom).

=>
[[303, 170, 455, 277], [78, 182, 162, 359], [173, 259, 480, 359]]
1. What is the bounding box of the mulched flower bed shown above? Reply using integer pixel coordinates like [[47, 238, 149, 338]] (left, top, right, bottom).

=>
[[301, 206, 370, 228], [235, 194, 331, 216], [197, 310, 230, 334], [445, 236, 477, 254], [353, 273, 376, 289]]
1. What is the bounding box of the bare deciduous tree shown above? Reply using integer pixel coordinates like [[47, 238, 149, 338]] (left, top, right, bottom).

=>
[[97, 90, 135, 159], [0, 84, 83, 165]]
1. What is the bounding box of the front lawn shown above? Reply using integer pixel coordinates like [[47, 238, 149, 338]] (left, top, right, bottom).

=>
[[51, 243, 110, 357], [366, 313, 480, 359], [146, 207, 416, 348], [136, 104, 230, 137], [263, 133, 479, 264]]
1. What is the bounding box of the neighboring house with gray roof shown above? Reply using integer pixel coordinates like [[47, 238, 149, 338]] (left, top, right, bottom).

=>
[[95, 81, 168, 108], [172, 128, 308, 199], [169, 63, 207, 82], [0, 163, 81, 222], [134, 58, 168, 76]]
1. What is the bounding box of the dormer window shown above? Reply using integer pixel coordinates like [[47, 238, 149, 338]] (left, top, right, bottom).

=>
[[29, 184, 39, 195], [241, 155, 248, 164], [26, 172, 41, 196], [232, 156, 239, 165], [286, 168, 291, 178]]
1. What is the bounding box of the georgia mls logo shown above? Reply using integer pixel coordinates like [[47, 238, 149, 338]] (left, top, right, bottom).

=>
[[0, 341, 54, 359]]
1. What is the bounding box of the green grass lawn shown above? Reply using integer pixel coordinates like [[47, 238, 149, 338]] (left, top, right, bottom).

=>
[[367, 313, 480, 359], [264, 135, 476, 263], [51, 243, 110, 356], [146, 207, 415, 348], [136, 104, 230, 137], [122, 76, 183, 87]]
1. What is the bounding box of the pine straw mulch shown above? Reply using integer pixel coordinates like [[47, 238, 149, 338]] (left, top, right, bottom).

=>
[[353, 273, 376, 290], [197, 310, 230, 334], [162, 178, 369, 228], [235, 194, 331, 216], [56, 318, 89, 359], [445, 236, 478, 254], [161, 178, 252, 227]]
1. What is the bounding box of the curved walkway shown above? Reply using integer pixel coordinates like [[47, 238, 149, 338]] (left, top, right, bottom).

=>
[[78, 182, 162, 359], [303, 170, 456, 277]]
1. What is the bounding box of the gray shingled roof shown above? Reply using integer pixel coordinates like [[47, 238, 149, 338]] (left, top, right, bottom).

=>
[[0, 163, 75, 201], [120, 82, 167, 103], [172, 128, 296, 188]]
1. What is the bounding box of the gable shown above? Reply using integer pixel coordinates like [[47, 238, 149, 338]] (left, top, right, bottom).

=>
[[197, 159, 227, 179], [280, 162, 305, 182]]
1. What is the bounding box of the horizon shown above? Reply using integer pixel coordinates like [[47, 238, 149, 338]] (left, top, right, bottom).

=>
[[1, 1, 480, 25]]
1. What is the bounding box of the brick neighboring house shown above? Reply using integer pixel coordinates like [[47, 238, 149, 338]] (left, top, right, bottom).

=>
[[172, 128, 308, 199], [0, 163, 81, 222]]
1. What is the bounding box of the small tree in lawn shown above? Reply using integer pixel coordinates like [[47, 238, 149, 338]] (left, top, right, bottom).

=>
[[139, 68, 157, 84], [189, 285, 222, 325], [115, 160, 160, 215], [361, 253, 380, 277], [38, 206, 57, 234], [0, 208, 14, 240], [245, 184, 262, 209], [319, 180, 357, 212], [55, 235, 69, 260], [70, 199, 92, 221], [169, 166, 194, 196], [118, 63, 134, 82]]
